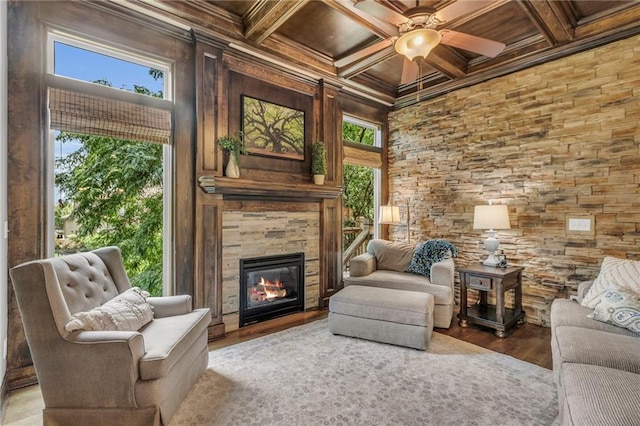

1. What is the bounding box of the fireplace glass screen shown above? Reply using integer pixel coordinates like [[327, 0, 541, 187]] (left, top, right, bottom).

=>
[[240, 253, 304, 326]]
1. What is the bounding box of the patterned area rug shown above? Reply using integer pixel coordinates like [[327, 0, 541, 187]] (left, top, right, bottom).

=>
[[170, 319, 558, 426]]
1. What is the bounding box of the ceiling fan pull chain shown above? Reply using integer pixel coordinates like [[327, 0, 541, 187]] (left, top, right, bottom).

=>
[[416, 61, 423, 103]]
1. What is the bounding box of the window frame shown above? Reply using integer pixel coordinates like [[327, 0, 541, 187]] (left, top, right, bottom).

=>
[[46, 31, 175, 295]]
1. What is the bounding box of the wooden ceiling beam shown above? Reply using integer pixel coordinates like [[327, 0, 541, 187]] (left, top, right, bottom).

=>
[[519, 0, 573, 45], [320, 0, 398, 39], [574, 3, 640, 39], [337, 45, 397, 79], [243, 0, 309, 44], [424, 45, 467, 79]]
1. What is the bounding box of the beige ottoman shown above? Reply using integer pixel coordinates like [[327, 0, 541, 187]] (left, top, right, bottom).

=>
[[329, 285, 434, 350]]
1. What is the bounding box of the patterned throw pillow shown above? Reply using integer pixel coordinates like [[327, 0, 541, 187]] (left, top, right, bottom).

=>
[[65, 287, 154, 332], [587, 287, 640, 334], [581, 257, 640, 309]]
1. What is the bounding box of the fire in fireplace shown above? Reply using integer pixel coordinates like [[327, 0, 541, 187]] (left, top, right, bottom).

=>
[[240, 253, 305, 326]]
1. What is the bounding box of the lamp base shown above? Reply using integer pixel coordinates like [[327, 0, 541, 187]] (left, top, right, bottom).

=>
[[483, 254, 500, 267], [482, 233, 500, 267]]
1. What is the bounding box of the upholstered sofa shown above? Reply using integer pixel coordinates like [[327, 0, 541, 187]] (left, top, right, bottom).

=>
[[344, 239, 455, 328], [10, 246, 212, 426], [551, 281, 640, 425]]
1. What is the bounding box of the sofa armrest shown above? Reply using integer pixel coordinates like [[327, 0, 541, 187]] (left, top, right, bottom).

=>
[[430, 258, 455, 288], [349, 253, 377, 277], [148, 295, 193, 318], [577, 281, 594, 303]]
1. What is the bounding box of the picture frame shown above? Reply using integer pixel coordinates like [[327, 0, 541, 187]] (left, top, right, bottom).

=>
[[241, 95, 305, 161], [566, 214, 595, 236]]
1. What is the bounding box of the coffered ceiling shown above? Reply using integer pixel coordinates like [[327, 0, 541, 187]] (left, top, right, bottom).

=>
[[118, 0, 640, 108]]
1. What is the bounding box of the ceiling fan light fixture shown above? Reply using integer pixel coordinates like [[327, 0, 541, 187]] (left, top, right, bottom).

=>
[[395, 28, 441, 62]]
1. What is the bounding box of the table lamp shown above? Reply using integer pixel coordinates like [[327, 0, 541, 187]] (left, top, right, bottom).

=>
[[473, 204, 510, 266]]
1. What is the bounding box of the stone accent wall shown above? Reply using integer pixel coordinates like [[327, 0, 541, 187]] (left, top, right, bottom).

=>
[[388, 35, 640, 326], [221, 207, 320, 331]]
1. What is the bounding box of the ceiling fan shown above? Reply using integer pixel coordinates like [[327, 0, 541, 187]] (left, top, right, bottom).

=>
[[338, 0, 506, 84]]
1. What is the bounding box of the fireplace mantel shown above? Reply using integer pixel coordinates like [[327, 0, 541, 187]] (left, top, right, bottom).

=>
[[198, 176, 342, 200]]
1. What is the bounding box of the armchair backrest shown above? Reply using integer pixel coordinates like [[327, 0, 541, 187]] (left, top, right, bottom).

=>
[[10, 247, 133, 339], [366, 239, 415, 272]]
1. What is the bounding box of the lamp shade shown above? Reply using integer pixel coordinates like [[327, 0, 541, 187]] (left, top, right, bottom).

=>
[[473, 205, 511, 230], [395, 28, 442, 62], [379, 205, 401, 224]]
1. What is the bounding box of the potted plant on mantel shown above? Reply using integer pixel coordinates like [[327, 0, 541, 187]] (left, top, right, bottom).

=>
[[311, 141, 327, 185], [218, 133, 245, 179]]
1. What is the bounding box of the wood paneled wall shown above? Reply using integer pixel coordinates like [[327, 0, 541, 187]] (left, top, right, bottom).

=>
[[6, 1, 197, 389], [6, 0, 388, 388], [388, 34, 640, 326]]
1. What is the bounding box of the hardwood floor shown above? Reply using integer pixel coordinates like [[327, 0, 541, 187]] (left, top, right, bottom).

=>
[[1, 308, 551, 425]]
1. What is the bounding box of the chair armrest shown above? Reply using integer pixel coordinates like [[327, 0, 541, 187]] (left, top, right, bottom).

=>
[[47, 331, 146, 408], [430, 258, 455, 288], [349, 253, 377, 277], [577, 280, 594, 303], [147, 295, 193, 318]]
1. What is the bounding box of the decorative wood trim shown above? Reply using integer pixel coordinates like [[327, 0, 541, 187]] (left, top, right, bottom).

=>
[[519, 0, 573, 45], [201, 201, 225, 339], [198, 176, 342, 200], [318, 198, 343, 308], [243, 0, 309, 44], [195, 42, 222, 173], [223, 201, 317, 212], [319, 80, 342, 185], [7, 0, 45, 390]]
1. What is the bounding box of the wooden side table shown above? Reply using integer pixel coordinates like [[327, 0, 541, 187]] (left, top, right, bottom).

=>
[[457, 263, 525, 338]]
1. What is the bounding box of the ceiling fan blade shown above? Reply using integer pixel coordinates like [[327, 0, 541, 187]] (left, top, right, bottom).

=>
[[440, 30, 505, 57], [354, 0, 410, 27], [433, 0, 493, 23], [334, 38, 395, 68], [400, 58, 418, 85]]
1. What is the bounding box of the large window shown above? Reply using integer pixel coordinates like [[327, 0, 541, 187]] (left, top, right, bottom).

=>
[[342, 116, 382, 270], [47, 33, 173, 296], [342, 115, 382, 230]]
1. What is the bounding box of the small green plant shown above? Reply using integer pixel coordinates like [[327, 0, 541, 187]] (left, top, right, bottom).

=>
[[312, 141, 327, 175], [218, 132, 246, 166]]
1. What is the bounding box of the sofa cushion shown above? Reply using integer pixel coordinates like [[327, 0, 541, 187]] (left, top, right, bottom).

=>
[[345, 270, 453, 305], [64, 287, 154, 332], [139, 308, 211, 380], [367, 239, 414, 272], [587, 287, 640, 334], [554, 326, 640, 375], [560, 363, 640, 426], [581, 256, 640, 309], [550, 299, 638, 338]]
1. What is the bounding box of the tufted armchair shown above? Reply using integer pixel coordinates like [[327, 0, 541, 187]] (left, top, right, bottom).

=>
[[9, 246, 211, 426]]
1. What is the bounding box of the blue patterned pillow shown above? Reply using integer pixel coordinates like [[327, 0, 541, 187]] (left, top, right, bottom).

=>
[[587, 287, 640, 334], [408, 239, 458, 279]]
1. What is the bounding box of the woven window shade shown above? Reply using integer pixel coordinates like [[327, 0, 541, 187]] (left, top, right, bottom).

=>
[[47, 74, 172, 144], [343, 141, 382, 168]]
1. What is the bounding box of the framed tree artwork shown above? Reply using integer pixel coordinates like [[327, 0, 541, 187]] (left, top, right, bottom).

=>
[[241, 95, 305, 161]]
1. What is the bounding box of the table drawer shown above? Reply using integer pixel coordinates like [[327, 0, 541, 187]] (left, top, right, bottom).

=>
[[468, 276, 492, 290]]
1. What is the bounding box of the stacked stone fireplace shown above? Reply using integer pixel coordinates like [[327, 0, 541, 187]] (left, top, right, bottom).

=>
[[221, 207, 320, 331]]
